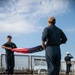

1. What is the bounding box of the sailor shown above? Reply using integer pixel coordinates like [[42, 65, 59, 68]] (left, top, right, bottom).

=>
[[2, 35, 17, 75], [42, 17, 67, 75], [64, 52, 73, 74]]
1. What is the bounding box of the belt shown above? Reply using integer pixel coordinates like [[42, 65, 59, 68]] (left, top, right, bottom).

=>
[[47, 44, 60, 46]]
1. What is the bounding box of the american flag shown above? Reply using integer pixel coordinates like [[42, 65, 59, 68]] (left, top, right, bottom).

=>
[[11, 45, 44, 54]]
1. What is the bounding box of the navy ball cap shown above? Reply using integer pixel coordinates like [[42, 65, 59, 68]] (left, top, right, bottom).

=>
[[7, 35, 12, 38]]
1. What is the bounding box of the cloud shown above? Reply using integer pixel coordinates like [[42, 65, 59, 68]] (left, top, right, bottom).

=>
[[64, 28, 75, 33], [0, 0, 70, 34], [0, 18, 42, 34], [31, 0, 70, 18]]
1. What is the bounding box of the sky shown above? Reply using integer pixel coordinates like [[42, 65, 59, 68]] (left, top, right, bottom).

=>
[[0, 0, 75, 60]]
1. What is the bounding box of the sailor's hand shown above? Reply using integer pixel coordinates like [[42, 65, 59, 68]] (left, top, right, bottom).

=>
[[42, 41, 46, 49], [42, 44, 46, 50], [7, 47, 12, 50]]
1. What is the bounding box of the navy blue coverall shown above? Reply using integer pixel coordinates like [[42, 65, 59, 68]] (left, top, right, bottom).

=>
[[42, 25, 67, 75], [2, 42, 17, 74], [64, 54, 73, 74]]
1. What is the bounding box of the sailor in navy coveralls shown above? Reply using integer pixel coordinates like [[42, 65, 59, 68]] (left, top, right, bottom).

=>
[[42, 17, 67, 75], [2, 35, 17, 75], [64, 52, 73, 74]]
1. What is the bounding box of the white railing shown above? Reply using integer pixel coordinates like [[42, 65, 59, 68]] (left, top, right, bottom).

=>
[[0, 54, 75, 74]]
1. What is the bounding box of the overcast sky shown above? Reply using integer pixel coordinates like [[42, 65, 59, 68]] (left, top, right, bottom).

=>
[[0, 0, 75, 60]]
